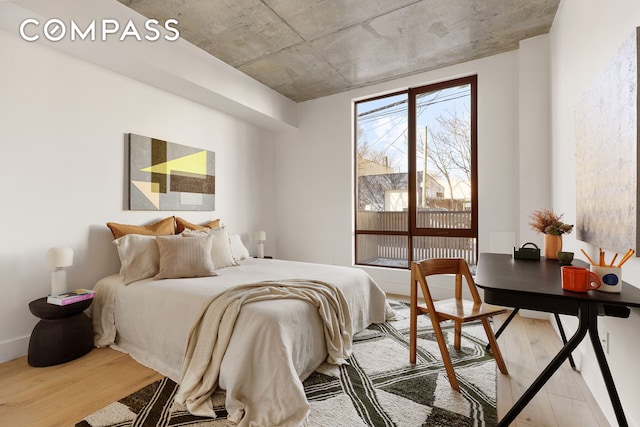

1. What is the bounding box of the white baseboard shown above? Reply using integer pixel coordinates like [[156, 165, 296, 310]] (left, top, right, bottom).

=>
[[518, 309, 551, 320], [0, 335, 29, 364], [378, 280, 409, 297]]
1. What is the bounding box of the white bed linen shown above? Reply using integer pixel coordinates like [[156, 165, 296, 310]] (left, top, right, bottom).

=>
[[92, 258, 390, 425]]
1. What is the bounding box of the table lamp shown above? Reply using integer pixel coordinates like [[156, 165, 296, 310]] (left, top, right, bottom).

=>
[[46, 247, 73, 295], [255, 231, 266, 258]]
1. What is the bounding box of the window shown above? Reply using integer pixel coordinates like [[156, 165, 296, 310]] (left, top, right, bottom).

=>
[[354, 76, 477, 268]]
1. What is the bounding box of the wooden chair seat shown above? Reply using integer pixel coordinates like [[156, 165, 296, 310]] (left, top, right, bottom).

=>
[[410, 258, 509, 392], [427, 299, 508, 322]]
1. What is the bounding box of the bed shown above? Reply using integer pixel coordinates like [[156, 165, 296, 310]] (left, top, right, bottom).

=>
[[92, 254, 391, 426]]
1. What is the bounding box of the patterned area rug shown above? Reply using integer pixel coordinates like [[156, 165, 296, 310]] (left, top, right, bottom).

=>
[[76, 301, 497, 426]]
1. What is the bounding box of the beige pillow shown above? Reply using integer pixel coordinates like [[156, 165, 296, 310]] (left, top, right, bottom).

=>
[[154, 234, 217, 279], [230, 233, 250, 261], [113, 234, 160, 285], [183, 226, 238, 269], [175, 217, 221, 234], [107, 216, 175, 239]]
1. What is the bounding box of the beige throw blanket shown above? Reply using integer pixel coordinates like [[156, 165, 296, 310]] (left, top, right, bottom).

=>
[[174, 279, 353, 424]]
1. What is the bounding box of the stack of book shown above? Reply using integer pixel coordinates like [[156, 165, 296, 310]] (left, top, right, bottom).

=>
[[47, 289, 96, 306]]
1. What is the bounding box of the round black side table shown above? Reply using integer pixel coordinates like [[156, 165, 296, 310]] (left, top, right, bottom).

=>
[[28, 297, 94, 367]]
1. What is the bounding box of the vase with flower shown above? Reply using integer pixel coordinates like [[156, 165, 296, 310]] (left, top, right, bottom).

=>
[[529, 209, 574, 260]]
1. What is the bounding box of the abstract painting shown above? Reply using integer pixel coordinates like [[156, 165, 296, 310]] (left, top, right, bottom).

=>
[[575, 28, 639, 253], [127, 133, 215, 211]]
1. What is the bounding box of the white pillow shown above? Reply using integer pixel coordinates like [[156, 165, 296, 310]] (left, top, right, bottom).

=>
[[183, 226, 238, 269], [230, 233, 250, 261], [154, 234, 217, 279], [113, 234, 160, 285]]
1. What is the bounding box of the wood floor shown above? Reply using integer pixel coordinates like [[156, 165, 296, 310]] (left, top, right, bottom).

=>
[[494, 313, 609, 427], [0, 348, 163, 427], [0, 313, 609, 427]]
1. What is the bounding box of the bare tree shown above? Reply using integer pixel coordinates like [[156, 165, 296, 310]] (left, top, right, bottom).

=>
[[419, 107, 471, 208], [356, 126, 403, 211], [357, 173, 407, 211], [358, 140, 387, 172]]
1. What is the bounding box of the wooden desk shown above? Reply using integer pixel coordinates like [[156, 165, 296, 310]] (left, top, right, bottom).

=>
[[475, 253, 640, 427]]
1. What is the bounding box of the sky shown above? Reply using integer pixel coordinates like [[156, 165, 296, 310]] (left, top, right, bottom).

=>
[[356, 85, 471, 199]]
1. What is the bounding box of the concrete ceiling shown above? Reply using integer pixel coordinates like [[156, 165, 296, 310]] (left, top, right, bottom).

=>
[[117, 0, 560, 103]]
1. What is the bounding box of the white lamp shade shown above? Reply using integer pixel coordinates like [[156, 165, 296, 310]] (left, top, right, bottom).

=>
[[255, 231, 266, 242], [46, 247, 73, 268]]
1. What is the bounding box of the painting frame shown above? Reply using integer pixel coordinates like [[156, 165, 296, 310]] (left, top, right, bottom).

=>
[[126, 133, 215, 211]]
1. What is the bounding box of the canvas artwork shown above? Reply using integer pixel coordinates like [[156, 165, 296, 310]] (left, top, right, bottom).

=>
[[575, 28, 639, 253], [128, 133, 215, 211]]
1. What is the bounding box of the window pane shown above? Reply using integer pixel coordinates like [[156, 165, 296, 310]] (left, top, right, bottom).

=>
[[356, 94, 408, 231], [356, 234, 408, 268], [415, 84, 472, 229], [413, 236, 477, 267]]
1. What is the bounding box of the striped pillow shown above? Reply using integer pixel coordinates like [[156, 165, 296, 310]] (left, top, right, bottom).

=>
[[154, 234, 217, 279]]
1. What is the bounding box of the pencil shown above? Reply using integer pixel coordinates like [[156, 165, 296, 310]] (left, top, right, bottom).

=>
[[599, 248, 605, 267], [608, 253, 618, 267], [581, 249, 596, 266], [617, 249, 635, 267]]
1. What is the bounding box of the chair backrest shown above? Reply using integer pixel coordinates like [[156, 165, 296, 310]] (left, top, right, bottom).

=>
[[412, 258, 482, 304]]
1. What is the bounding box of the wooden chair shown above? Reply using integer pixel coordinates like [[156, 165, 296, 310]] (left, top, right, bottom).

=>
[[409, 258, 509, 391]]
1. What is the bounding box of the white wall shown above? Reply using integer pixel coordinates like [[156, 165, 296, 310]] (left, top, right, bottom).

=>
[[0, 29, 278, 363], [275, 50, 532, 297], [550, 1, 640, 425], [519, 35, 553, 245]]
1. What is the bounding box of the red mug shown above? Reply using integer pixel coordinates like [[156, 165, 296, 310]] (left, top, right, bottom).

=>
[[561, 266, 601, 292]]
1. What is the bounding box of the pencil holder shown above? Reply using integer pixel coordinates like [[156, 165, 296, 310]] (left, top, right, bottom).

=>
[[590, 265, 622, 293]]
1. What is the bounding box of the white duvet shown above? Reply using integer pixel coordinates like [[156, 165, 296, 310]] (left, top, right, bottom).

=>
[[92, 258, 390, 426]]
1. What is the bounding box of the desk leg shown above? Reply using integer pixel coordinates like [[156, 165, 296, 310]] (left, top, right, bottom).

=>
[[587, 305, 628, 427], [553, 313, 576, 370], [486, 308, 519, 351], [495, 308, 519, 340], [498, 303, 590, 427]]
